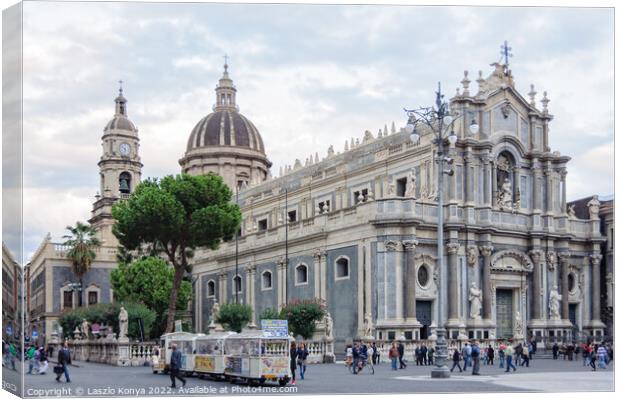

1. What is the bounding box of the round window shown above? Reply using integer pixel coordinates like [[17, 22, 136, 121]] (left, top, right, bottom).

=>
[[568, 273, 576, 292], [417, 265, 429, 287]]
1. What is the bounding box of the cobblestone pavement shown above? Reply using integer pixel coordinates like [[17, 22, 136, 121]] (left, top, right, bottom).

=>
[[3, 357, 613, 397]]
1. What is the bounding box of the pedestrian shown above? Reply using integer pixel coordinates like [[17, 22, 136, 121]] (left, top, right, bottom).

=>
[[529, 339, 536, 360], [498, 343, 506, 368], [397, 341, 407, 369], [55, 342, 71, 383], [552, 342, 559, 360], [290, 342, 298, 384], [450, 347, 462, 372], [414, 346, 421, 365], [471, 342, 481, 375], [345, 344, 353, 368], [296, 342, 309, 379], [428, 346, 434, 365], [389, 342, 399, 371], [589, 344, 597, 371], [514, 343, 523, 366], [169, 343, 186, 388], [482, 346, 488, 365], [596, 344, 608, 369], [367, 342, 375, 365], [421, 344, 428, 366], [8, 342, 16, 370], [504, 344, 516, 372], [47, 345, 54, 359], [520, 343, 529, 367], [487, 345, 495, 365], [582, 343, 590, 367], [38, 347, 49, 374], [371, 342, 379, 365], [352, 342, 360, 374], [462, 343, 471, 371]]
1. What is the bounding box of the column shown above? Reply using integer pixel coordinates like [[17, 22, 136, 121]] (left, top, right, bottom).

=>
[[528, 250, 543, 320], [464, 152, 473, 204], [513, 167, 520, 208], [447, 242, 460, 320], [218, 272, 227, 304], [479, 245, 494, 321], [559, 252, 570, 320], [277, 259, 286, 309], [532, 162, 542, 212], [591, 254, 603, 322], [545, 167, 553, 214], [491, 162, 497, 207], [482, 155, 492, 207], [560, 169, 567, 213], [403, 240, 419, 320], [246, 266, 256, 325], [313, 250, 321, 299], [395, 242, 404, 320]]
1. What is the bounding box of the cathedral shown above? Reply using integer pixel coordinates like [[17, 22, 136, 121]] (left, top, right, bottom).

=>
[[24, 56, 614, 352]]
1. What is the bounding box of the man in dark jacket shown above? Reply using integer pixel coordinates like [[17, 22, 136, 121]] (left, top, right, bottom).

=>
[[169, 344, 186, 388], [397, 341, 407, 369], [487, 345, 495, 365], [56, 342, 71, 383]]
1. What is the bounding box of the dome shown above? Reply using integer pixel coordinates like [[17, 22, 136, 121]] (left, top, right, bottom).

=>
[[186, 109, 265, 153], [104, 91, 137, 133]]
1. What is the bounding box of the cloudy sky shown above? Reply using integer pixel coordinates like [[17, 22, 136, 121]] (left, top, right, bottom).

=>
[[8, 1, 615, 259]]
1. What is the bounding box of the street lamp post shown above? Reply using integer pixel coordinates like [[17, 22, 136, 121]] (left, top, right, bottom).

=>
[[404, 82, 479, 379]]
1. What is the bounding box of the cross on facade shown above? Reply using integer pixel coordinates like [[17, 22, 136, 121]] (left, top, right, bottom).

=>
[[223, 54, 229, 72], [118, 80, 124, 94], [500, 41, 513, 67]]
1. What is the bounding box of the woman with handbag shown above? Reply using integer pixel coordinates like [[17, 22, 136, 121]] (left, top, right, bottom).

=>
[[289, 342, 298, 385], [296, 342, 309, 380], [55, 342, 71, 382]]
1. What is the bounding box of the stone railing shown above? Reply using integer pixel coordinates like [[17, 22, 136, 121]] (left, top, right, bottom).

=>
[[57, 337, 157, 367]]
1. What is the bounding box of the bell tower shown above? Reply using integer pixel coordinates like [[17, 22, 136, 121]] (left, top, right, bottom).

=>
[[89, 83, 143, 246]]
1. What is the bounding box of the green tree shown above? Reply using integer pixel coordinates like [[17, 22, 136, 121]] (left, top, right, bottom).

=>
[[259, 308, 281, 322], [280, 299, 326, 339], [62, 221, 102, 307], [217, 303, 253, 333], [110, 257, 192, 337], [112, 173, 241, 333]]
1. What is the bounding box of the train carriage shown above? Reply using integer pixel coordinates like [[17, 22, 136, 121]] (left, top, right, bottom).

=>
[[192, 331, 237, 380], [152, 332, 204, 375]]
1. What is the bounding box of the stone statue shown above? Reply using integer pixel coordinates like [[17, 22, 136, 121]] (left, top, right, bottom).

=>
[[467, 246, 478, 267], [404, 169, 417, 199], [567, 204, 577, 219], [327, 145, 335, 158], [118, 306, 128, 339], [387, 180, 396, 198], [363, 312, 373, 337], [468, 282, 482, 320], [81, 319, 90, 339], [587, 195, 601, 219], [324, 312, 334, 340], [497, 178, 513, 210], [212, 301, 221, 324], [514, 311, 524, 337], [549, 285, 562, 320]]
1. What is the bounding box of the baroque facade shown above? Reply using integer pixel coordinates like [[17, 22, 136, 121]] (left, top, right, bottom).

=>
[[25, 57, 613, 350], [189, 61, 613, 351]]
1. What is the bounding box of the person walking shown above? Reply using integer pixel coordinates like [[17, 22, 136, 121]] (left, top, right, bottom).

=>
[[56, 342, 71, 383], [428, 346, 434, 365], [582, 343, 590, 367], [520, 344, 529, 367], [462, 343, 471, 371], [471, 342, 481, 375], [588, 344, 597, 371], [389, 342, 399, 371], [420, 344, 428, 366], [169, 343, 186, 388], [498, 343, 506, 368], [487, 345, 495, 365], [352, 342, 361, 374], [450, 347, 462, 372], [296, 342, 309, 379], [514, 343, 523, 367], [371, 342, 379, 365], [596, 344, 608, 369], [529, 340, 536, 360], [289, 342, 298, 384], [38, 347, 49, 374], [414, 346, 421, 365], [397, 341, 407, 369], [552, 342, 559, 360], [26, 344, 36, 374], [504, 344, 516, 372]]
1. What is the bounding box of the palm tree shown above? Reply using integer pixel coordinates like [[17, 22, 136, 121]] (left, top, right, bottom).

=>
[[62, 221, 102, 307]]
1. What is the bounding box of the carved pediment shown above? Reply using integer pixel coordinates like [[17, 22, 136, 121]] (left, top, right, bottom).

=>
[[490, 250, 534, 273]]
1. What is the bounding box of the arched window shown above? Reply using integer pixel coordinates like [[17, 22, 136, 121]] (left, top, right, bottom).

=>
[[119, 172, 132, 194], [233, 275, 242, 294], [262, 271, 272, 290], [206, 280, 215, 298], [335, 257, 350, 280], [295, 264, 308, 285], [568, 273, 576, 293]]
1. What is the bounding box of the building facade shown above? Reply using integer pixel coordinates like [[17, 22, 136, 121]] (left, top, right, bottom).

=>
[[189, 61, 613, 351], [26, 58, 613, 350]]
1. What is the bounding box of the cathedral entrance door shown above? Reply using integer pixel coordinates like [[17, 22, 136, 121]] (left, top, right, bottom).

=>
[[496, 289, 514, 339], [416, 300, 432, 339]]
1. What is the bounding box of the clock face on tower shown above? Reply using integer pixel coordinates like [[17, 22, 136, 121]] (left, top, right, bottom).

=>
[[119, 143, 131, 156]]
